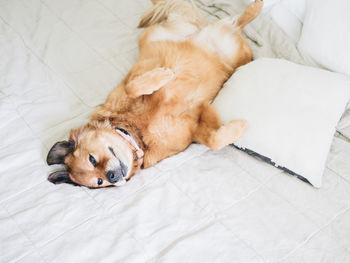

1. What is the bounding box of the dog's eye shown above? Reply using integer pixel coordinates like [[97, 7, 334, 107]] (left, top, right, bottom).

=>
[[89, 154, 98, 167], [97, 178, 103, 185]]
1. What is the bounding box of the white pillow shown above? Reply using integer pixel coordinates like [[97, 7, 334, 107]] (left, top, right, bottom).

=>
[[280, 0, 306, 22], [212, 58, 350, 187], [270, 4, 302, 42], [270, 0, 306, 42], [298, 0, 350, 76]]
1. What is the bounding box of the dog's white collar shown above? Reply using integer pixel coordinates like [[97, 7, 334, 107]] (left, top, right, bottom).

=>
[[115, 128, 144, 169]]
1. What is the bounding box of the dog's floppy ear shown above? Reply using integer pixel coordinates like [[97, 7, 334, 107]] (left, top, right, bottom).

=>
[[48, 170, 76, 185], [47, 141, 75, 165]]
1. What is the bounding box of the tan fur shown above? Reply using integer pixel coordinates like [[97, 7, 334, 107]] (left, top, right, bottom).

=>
[[47, 0, 263, 188]]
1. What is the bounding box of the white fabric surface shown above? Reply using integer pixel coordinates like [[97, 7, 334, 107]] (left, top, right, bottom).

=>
[[213, 58, 350, 188], [298, 0, 350, 76], [1, 0, 350, 262]]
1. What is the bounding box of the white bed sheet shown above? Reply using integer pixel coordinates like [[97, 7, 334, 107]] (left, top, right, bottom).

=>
[[1, 0, 350, 262]]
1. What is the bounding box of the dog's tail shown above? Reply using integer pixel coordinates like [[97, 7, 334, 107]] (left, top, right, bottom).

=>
[[235, 0, 263, 31], [138, 0, 202, 28]]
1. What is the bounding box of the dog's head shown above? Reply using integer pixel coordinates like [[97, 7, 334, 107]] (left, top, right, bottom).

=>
[[47, 121, 140, 188]]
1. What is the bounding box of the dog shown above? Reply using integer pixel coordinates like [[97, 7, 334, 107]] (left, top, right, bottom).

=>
[[46, 0, 263, 188]]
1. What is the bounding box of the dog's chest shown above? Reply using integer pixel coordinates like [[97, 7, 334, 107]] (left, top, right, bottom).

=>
[[147, 113, 193, 147]]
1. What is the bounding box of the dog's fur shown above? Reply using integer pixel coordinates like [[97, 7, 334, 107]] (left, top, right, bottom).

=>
[[47, 0, 263, 188]]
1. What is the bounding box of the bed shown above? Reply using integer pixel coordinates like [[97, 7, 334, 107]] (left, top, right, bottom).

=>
[[1, 0, 350, 262]]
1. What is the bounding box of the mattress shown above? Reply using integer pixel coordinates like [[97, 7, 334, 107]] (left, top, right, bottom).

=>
[[1, 0, 350, 262]]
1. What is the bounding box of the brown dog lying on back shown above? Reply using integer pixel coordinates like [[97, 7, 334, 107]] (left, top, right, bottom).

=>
[[47, 0, 263, 188]]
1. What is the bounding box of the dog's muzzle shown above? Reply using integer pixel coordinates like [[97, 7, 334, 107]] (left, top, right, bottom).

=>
[[106, 161, 128, 185]]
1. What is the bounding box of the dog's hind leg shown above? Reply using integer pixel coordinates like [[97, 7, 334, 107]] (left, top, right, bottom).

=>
[[235, 0, 263, 32], [193, 104, 247, 150]]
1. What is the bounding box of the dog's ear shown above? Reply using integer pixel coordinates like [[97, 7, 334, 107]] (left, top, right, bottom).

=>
[[48, 170, 76, 185], [47, 141, 75, 165]]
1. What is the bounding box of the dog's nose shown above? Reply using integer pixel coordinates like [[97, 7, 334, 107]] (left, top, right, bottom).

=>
[[106, 170, 121, 183]]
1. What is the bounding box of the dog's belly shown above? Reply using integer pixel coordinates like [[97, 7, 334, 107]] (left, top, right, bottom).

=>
[[148, 20, 198, 43], [142, 42, 230, 104], [146, 19, 240, 65], [191, 20, 240, 63]]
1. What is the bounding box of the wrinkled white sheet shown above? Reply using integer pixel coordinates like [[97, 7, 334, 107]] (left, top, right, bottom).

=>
[[1, 0, 350, 262]]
